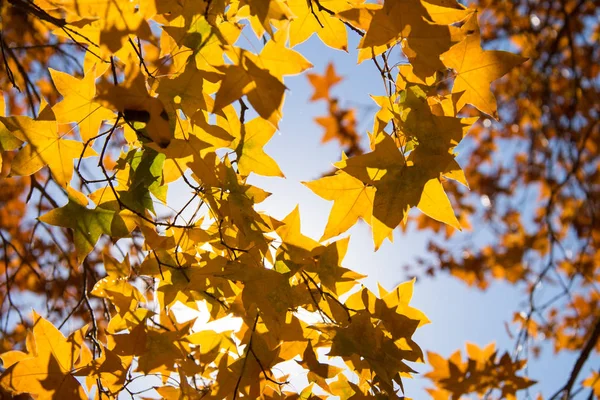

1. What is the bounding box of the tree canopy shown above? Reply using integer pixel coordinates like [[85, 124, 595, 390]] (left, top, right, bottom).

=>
[[0, 0, 598, 399]]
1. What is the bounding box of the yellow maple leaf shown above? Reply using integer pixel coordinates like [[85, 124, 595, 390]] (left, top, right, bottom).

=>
[[215, 30, 311, 127], [238, 0, 294, 38], [50, 67, 115, 142], [214, 53, 286, 127], [50, 0, 151, 54], [276, 205, 321, 251], [0, 312, 87, 399], [297, 342, 343, 393], [287, 0, 352, 51], [402, 152, 462, 231], [303, 171, 374, 241], [223, 261, 294, 335], [162, 8, 241, 73], [440, 15, 528, 118], [97, 69, 174, 148], [420, 0, 472, 25], [0, 93, 23, 172], [309, 237, 366, 295], [336, 132, 461, 249], [232, 117, 285, 177], [156, 62, 217, 118], [91, 253, 149, 332], [352, 0, 461, 76], [0, 114, 96, 187], [256, 26, 314, 79]]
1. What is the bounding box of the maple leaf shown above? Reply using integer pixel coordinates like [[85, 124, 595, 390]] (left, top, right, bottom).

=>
[[185, 329, 237, 357], [39, 188, 132, 263], [214, 53, 286, 127], [232, 117, 285, 177], [400, 85, 477, 156], [211, 329, 281, 398], [49, 67, 115, 142], [222, 260, 294, 335], [156, 62, 219, 117], [204, 161, 280, 255], [336, 132, 456, 249], [307, 237, 366, 295], [0, 100, 23, 171], [395, 63, 437, 90], [321, 311, 418, 395], [0, 114, 96, 187], [346, 0, 462, 76], [49, 0, 152, 54], [97, 70, 174, 148], [287, 0, 352, 51], [238, 0, 294, 38], [276, 206, 320, 253], [425, 343, 536, 399], [307, 62, 343, 101], [370, 93, 403, 135], [328, 86, 471, 248], [400, 151, 462, 229], [162, 8, 241, 73], [297, 342, 343, 393], [315, 99, 360, 151], [377, 278, 431, 328], [440, 15, 528, 118], [308, 280, 426, 396], [303, 171, 374, 241], [135, 326, 193, 374], [116, 147, 168, 214], [329, 373, 373, 399], [214, 32, 311, 128], [256, 26, 314, 79], [0, 312, 86, 398], [91, 253, 149, 333], [420, 0, 472, 25], [156, 369, 207, 400]]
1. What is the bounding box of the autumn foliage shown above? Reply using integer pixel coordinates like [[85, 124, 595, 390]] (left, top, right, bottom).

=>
[[0, 0, 597, 398]]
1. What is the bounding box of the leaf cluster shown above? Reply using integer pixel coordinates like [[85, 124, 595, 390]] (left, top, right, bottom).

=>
[[0, 0, 540, 399]]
